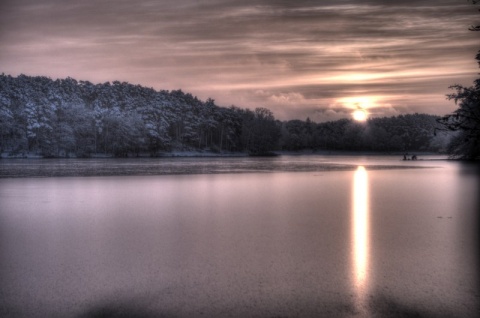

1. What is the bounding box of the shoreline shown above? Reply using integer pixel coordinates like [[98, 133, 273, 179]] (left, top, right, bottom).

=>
[[0, 153, 452, 179]]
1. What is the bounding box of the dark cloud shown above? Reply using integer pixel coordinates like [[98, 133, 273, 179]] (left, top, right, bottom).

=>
[[0, 0, 478, 121]]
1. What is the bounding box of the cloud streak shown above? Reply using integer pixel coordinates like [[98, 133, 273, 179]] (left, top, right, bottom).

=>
[[0, 0, 478, 120]]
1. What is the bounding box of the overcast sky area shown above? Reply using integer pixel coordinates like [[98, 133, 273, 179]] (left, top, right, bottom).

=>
[[0, 0, 479, 121]]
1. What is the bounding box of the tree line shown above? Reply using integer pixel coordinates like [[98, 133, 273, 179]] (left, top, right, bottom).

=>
[[0, 74, 448, 158], [281, 114, 447, 153], [0, 74, 280, 157]]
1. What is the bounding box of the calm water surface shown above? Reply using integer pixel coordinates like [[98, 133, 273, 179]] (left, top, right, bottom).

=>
[[0, 156, 478, 317]]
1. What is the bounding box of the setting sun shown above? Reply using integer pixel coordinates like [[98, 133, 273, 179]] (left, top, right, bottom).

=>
[[337, 96, 375, 121], [352, 109, 368, 121]]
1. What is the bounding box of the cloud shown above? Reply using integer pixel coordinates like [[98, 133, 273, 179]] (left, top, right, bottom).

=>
[[0, 0, 478, 120]]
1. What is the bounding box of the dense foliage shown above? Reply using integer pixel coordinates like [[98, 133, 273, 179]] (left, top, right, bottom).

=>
[[0, 74, 280, 157], [0, 74, 446, 158], [281, 114, 446, 152], [438, 79, 480, 160], [436, 0, 480, 160]]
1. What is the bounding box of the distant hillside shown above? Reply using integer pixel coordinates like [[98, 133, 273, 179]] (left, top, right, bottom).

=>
[[0, 74, 280, 157], [0, 74, 448, 158]]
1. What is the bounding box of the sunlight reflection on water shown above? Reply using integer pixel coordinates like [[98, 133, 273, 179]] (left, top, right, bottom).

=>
[[352, 166, 370, 314]]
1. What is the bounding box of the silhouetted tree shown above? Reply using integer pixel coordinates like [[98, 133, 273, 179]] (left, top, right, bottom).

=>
[[438, 0, 480, 159], [438, 78, 480, 159]]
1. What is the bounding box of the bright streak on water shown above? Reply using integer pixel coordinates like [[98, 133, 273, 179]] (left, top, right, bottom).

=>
[[352, 166, 370, 313]]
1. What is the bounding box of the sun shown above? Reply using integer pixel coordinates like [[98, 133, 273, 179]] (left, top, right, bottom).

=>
[[352, 109, 368, 121], [337, 96, 374, 121]]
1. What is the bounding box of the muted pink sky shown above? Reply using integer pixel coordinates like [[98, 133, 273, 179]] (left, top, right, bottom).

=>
[[1, 0, 479, 121]]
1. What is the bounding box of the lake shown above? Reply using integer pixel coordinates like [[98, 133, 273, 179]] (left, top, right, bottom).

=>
[[0, 155, 478, 317]]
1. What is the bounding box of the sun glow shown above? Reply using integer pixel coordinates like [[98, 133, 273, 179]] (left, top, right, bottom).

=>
[[339, 96, 374, 108], [352, 109, 367, 121], [336, 96, 375, 121]]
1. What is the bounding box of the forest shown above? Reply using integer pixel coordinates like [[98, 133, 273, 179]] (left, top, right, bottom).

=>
[[0, 74, 449, 158]]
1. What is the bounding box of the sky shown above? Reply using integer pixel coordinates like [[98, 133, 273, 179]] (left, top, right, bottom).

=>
[[0, 0, 479, 121]]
